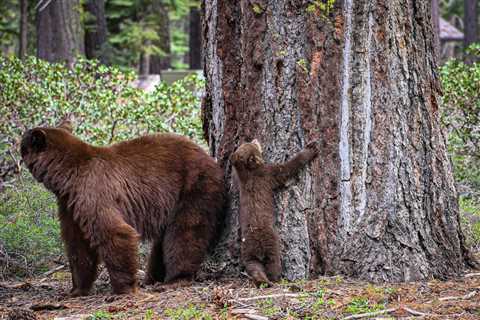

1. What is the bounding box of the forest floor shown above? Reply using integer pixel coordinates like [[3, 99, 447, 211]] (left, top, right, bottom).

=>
[[1, 266, 480, 320]]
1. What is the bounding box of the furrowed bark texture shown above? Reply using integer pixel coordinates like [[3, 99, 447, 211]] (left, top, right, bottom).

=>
[[36, 0, 84, 65], [202, 0, 477, 282]]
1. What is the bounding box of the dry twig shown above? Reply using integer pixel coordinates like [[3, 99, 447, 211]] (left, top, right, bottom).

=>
[[402, 306, 430, 317], [232, 292, 307, 302], [342, 308, 397, 319], [38, 265, 66, 283]]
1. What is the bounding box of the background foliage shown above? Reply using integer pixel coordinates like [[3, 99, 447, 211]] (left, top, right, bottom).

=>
[[0, 56, 204, 278], [440, 44, 480, 250]]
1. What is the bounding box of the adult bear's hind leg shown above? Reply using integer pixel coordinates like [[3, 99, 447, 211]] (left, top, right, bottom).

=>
[[96, 212, 140, 295], [162, 207, 215, 284]]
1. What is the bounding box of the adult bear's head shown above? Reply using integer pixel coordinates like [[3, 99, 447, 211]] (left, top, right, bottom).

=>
[[20, 120, 88, 185]]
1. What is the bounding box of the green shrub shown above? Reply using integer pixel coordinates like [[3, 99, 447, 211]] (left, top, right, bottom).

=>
[[0, 55, 204, 156], [0, 172, 60, 278], [0, 56, 204, 277], [440, 44, 480, 191]]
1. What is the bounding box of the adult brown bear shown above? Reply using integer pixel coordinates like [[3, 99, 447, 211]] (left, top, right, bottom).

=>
[[20, 121, 226, 296]]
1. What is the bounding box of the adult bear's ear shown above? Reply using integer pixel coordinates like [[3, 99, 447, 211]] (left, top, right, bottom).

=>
[[57, 119, 73, 133], [30, 129, 47, 152]]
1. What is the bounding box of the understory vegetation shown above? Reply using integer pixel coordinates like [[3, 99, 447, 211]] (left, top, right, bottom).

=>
[[0, 56, 204, 278], [0, 50, 479, 278]]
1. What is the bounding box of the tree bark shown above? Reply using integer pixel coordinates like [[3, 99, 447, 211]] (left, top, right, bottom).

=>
[[19, 0, 28, 60], [189, 7, 202, 69], [36, 0, 84, 65], [464, 0, 478, 47], [202, 0, 478, 282], [431, 0, 440, 60], [139, 50, 151, 76], [84, 0, 108, 64], [464, 0, 478, 63], [149, 1, 171, 73]]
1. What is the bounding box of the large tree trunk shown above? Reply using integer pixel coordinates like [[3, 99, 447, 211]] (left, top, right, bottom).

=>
[[189, 7, 202, 69], [149, 1, 171, 73], [84, 0, 108, 64], [202, 0, 478, 282], [19, 0, 28, 60], [36, 0, 84, 65]]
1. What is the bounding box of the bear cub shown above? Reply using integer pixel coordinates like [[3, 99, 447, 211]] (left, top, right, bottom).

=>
[[231, 139, 319, 286]]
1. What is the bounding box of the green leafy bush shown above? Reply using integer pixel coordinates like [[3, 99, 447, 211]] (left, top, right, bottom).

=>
[[0, 56, 204, 277], [0, 172, 60, 278], [440, 44, 480, 191], [440, 44, 480, 251]]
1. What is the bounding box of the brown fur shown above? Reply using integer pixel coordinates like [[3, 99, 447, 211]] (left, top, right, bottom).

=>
[[20, 121, 226, 296], [231, 140, 318, 287]]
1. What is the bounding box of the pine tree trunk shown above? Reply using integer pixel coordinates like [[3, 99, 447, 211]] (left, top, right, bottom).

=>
[[19, 0, 28, 60], [84, 0, 108, 64], [150, 1, 171, 73], [464, 0, 478, 47], [189, 7, 202, 69], [202, 0, 478, 282], [464, 0, 478, 63], [431, 0, 440, 60], [36, 0, 84, 65]]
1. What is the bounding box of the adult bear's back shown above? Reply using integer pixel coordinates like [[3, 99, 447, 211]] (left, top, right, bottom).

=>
[[86, 133, 225, 240]]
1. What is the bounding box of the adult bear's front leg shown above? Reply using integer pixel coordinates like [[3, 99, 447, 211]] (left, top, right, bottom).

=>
[[59, 211, 98, 297], [94, 211, 140, 295]]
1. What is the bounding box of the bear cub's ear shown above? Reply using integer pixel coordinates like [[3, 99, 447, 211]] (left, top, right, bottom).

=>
[[251, 139, 262, 153]]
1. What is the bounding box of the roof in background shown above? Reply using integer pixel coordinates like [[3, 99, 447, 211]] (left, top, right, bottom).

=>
[[440, 17, 464, 41]]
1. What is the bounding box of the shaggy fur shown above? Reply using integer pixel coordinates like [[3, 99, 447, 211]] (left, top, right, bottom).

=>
[[20, 121, 226, 296], [231, 140, 318, 287]]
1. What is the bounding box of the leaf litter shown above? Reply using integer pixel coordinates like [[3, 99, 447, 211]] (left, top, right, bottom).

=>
[[0, 269, 479, 319]]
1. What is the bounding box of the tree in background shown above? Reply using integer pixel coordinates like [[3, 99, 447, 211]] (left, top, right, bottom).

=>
[[189, 7, 201, 69], [36, 0, 84, 65], [202, 0, 478, 281], [150, 0, 171, 72], [464, 0, 478, 46], [84, 0, 108, 64], [464, 0, 478, 62], [18, 0, 27, 60]]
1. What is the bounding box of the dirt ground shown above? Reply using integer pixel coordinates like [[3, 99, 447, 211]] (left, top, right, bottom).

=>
[[1, 268, 479, 320]]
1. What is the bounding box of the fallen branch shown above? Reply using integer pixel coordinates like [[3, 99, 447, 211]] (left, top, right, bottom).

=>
[[231, 308, 256, 315], [465, 272, 480, 278], [38, 265, 66, 283], [342, 308, 397, 319], [44, 265, 66, 277], [232, 293, 307, 302], [402, 306, 429, 317], [243, 315, 269, 320], [427, 290, 478, 303]]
